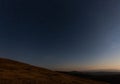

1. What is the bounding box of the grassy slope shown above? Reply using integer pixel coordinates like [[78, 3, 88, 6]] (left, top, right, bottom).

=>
[[0, 58, 109, 84]]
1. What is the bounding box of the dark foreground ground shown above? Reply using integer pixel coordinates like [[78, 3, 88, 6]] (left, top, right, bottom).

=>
[[58, 71, 120, 84], [0, 58, 108, 84]]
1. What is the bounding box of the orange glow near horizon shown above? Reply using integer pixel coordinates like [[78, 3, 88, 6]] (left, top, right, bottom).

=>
[[54, 65, 120, 71]]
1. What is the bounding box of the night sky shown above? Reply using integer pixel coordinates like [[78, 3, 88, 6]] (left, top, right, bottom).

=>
[[1, 0, 120, 71]]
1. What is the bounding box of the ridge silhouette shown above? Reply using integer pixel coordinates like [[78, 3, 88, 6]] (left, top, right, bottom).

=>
[[0, 58, 108, 84]]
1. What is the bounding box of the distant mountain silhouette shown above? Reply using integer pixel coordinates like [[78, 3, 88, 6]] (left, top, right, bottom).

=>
[[0, 58, 108, 84]]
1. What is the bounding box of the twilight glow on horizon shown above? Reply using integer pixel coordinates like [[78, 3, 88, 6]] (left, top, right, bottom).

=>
[[0, 0, 120, 71]]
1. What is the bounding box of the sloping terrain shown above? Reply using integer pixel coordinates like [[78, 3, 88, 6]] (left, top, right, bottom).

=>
[[0, 58, 109, 84]]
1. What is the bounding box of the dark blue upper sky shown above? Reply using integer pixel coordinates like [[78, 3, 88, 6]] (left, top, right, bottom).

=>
[[1, 0, 120, 71]]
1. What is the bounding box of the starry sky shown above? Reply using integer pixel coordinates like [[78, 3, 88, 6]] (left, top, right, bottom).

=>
[[1, 0, 120, 71]]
